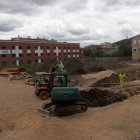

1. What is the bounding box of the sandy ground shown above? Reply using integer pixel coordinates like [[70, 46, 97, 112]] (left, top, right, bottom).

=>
[[0, 76, 140, 140]]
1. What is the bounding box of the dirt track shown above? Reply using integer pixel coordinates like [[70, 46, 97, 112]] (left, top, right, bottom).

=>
[[0, 76, 140, 140]]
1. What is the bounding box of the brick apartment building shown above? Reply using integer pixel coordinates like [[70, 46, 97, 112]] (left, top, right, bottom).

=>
[[0, 37, 81, 66], [131, 34, 140, 60]]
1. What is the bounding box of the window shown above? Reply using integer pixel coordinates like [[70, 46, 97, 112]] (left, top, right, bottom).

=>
[[2, 46, 6, 49], [27, 53, 31, 56], [133, 40, 136, 44], [35, 53, 38, 56], [68, 55, 71, 58], [53, 75, 66, 87], [47, 49, 50, 53], [2, 54, 6, 57], [64, 49, 66, 53], [27, 46, 30, 49], [35, 46, 38, 49], [19, 46, 22, 49], [12, 54, 16, 57], [133, 48, 137, 52], [41, 46, 43, 49], [19, 54, 22, 57], [12, 46, 15, 49]]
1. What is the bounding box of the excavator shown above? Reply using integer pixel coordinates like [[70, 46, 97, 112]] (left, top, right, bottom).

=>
[[36, 58, 87, 116], [34, 58, 68, 100]]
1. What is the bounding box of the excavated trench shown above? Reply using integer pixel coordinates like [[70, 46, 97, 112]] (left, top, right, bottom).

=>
[[80, 88, 128, 107], [80, 71, 140, 107], [80, 87, 140, 107]]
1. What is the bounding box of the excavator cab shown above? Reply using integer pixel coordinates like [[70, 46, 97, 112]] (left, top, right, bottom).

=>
[[49, 72, 67, 88], [34, 72, 68, 100]]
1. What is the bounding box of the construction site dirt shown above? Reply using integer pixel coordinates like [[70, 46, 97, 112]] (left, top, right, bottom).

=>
[[0, 60, 140, 140]]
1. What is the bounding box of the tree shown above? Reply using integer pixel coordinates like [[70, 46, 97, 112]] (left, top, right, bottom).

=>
[[118, 45, 131, 56], [83, 49, 94, 57], [94, 47, 105, 57], [115, 38, 132, 56]]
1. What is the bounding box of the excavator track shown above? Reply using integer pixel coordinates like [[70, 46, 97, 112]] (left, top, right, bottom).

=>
[[54, 101, 87, 116], [38, 101, 87, 116]]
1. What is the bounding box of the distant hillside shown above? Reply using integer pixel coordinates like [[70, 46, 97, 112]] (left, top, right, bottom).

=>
[[113, 38, 132, 56], [113, 38, 131, 47]]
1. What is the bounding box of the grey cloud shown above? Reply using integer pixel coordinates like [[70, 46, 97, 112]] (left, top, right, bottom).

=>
[[68, 28, 88, 35], [0, 19, 23, 32], [59, 32, 107, 42], [31, 0, 59, 5], [62, 0, 88, 12], [0, 0, 59, 15], [117, 20, 126, 25], [49, 32, 66, 39], [103, 0, 140, 7], [95, 0, 140, 12], [120, 27, 134, 38], [0, 1, 36, 15], [103, 0, 121, 6], [0, 0, 88, 15], [65, 22, 89, 35]]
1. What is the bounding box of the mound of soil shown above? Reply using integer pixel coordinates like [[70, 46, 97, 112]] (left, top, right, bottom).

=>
[[35, 57, 127, 75], [80, 88, 128, 107], [93, 73, 119, 87], [80, 82, 140, 107], [79, 70, 117, 88]]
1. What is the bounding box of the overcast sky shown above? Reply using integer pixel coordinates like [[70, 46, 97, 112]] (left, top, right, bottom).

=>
[[0, 0, 140, 47]]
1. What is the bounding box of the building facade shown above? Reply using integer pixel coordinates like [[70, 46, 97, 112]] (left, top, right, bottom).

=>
[[132, 34, 140, 60], [0, 37, 81, 66], [84, 43, 118, 55], [100, 42, 118, 54], [84, 45, 101, 51]]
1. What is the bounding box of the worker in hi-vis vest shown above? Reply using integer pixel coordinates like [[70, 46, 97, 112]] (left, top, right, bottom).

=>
[[56, 58, 66, 73], [119, 72, 126, 87]]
